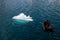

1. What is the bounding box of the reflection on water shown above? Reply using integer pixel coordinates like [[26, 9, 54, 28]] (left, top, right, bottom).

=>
[[0, 0, 60, 40]]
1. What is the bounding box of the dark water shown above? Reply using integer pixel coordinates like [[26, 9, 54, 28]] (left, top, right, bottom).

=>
[[0, 0, 60, 40]]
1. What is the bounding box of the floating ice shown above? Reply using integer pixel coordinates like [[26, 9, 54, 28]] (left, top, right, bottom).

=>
[[12, 13, 33, 24]]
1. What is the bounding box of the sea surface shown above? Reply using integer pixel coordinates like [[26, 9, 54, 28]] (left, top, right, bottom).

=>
[[0, 0, 60, 40]]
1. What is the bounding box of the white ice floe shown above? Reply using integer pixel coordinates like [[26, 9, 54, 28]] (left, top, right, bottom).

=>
[[12, 13, 33, 22]]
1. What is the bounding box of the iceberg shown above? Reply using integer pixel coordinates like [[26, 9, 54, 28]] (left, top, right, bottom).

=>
[[12, 13, 33, 24]]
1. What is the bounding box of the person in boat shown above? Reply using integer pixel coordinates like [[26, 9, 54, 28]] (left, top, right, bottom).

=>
[[43, 20, 53, 32]]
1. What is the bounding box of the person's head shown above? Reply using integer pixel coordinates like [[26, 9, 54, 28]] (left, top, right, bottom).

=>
[[45, 20, 48, 22], [46, 20, 48, 21]]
